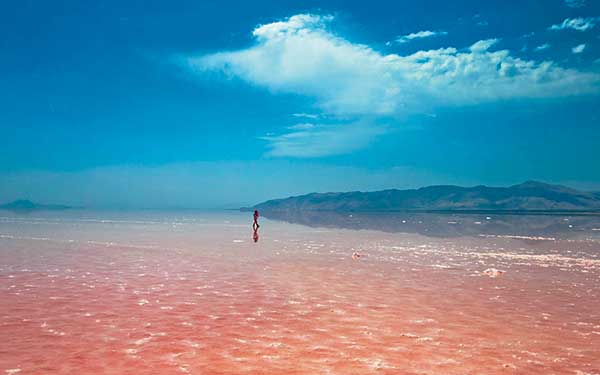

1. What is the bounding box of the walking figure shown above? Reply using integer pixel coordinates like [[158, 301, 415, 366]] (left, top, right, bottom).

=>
[[252, 210, 260, 243], [253, 210, 260, 229]]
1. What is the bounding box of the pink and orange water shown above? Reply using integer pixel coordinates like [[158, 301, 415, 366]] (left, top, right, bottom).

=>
[[1, 211, 599, 374]]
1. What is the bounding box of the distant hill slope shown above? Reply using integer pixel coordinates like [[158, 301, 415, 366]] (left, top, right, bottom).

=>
[[0, 199, 71, 211], [250, 181, 600, 212]]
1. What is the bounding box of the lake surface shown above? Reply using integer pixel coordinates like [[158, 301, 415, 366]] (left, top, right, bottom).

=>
[[1, 210, 599, 374]]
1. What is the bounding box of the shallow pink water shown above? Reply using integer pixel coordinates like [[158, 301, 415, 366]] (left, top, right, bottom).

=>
[[1, 212, 599, 374]]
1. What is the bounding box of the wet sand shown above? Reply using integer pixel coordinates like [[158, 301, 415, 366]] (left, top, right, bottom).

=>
[[1, 211, 599, 374]]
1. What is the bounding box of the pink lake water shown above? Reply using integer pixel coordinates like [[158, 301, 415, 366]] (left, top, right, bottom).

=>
[[1, 210, 599, 374]]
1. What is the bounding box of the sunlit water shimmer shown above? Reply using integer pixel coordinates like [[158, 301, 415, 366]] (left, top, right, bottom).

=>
[[1, 210, 599, 374]]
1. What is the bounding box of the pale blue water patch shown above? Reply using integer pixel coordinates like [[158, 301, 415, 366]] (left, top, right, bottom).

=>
[[260, 210, 600, 241], [0, 210, 255, 248]]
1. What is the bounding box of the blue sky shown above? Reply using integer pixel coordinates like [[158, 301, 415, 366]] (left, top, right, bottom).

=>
[[1, 0, 599, 208]]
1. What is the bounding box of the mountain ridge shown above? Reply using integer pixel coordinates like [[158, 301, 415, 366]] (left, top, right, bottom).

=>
[[0, 199, 72, 211], [247, 181, 600, 212]]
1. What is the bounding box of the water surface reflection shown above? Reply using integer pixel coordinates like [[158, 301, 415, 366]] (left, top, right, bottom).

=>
[[261, 210, 600, 239]]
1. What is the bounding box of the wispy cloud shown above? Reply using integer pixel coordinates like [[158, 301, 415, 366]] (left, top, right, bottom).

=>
[[292, 113, 319, 119], [565, 0, 586, 8], [287, 123, 315, 130], [394, 30, 448, 44], [572, 43, 586, 54], [534, 43, 551, 52], [261, 122, 386, 158], [472, 14, 488, 27], [469, 38, 499, 52], [549, 17, 598, 31]]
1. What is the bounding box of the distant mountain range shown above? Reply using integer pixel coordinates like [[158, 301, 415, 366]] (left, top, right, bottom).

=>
[[248, 181, 600, 212], [0, 199, 71, 211]]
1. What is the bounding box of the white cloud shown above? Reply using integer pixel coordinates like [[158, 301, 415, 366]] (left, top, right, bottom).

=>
[[565, 0, 586, 8], [394, 30, 448, 44], [534, 43, 551, 52], [572, 43, 586, 54], [549, 17, 597, 31], [261, 121, 386, 157], [287, 122, 315, 130], [189, 14, 600, 118], [185, 14, 600, 157], [469, 38, 499, 52], [252, 14, 333, 40], [292, 112, 319, 119]]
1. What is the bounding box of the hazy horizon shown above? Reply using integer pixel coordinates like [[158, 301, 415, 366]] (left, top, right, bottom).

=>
[[3, 177, 600, 210]]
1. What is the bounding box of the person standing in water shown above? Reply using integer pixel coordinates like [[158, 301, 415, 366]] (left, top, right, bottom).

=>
[[253, 210, 260, 228], [252, 210, 260, 242]]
